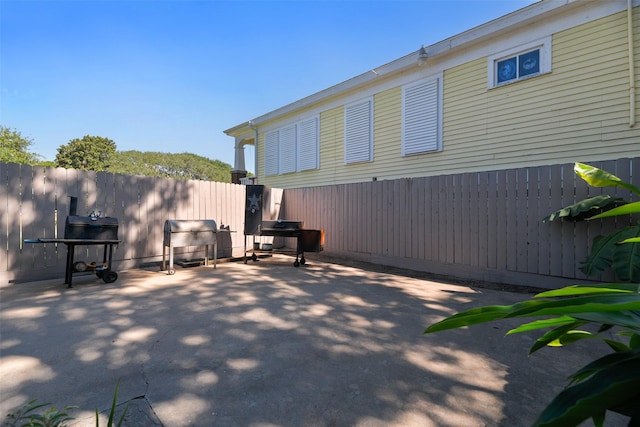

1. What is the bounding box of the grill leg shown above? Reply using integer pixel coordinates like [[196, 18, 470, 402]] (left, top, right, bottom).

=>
[[65, 243, 75, 288], [214, 239, 217, 269]]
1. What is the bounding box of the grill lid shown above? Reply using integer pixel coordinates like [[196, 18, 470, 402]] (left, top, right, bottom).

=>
[[261, 220, 304, 230], [164, 220, 217, 233]]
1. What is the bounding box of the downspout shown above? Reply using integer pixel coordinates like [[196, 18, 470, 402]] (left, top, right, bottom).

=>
[[249, 120, 258, 183], [629, 0, 636, 127]]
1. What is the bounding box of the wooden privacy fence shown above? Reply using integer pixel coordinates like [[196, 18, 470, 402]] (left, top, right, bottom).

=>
[[2, 158, 638, 287], [281, 158, 639, 288], [1, 163, 247, 284]]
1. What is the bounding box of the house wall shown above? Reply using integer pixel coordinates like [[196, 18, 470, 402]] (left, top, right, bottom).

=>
[[256, 7, 640, 189]]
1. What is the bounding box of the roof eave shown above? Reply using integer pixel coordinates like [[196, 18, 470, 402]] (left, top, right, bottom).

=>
[[224, 0, 585, 134]]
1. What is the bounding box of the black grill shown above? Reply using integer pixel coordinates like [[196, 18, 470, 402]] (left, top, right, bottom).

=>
[[65, 215, 119, 240], [244, 185, 324, 267], [24, 198, 121, 288]]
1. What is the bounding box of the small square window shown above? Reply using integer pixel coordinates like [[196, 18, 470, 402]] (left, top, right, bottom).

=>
[[488, 37, 551, 89]]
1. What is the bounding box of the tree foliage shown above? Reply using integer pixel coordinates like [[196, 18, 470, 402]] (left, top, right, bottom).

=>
[[55, 135, 117, 171], [107, 151, 232, 182], [0, 125, 40, 164], [1, 127, 233, 182]]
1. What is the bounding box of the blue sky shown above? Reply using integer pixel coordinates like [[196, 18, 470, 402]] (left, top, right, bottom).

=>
[[1, 0, 536, 173]]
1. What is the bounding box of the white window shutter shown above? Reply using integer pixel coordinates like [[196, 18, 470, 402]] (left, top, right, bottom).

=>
[[298, 117, 318, 171], [279, 124, 297, 174], [264, 130, 279, 176], [345, 99, 372, 164], [402, 78, 440, 155]]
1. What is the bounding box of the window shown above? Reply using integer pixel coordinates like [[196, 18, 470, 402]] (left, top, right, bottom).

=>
[[345, 98, 373, 164], [488, 37, 551, 88], [402, 77, 442, 156], [263, 116, 319, 176]]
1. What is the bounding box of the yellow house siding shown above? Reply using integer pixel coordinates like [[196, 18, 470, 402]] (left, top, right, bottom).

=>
[[440, 9, 640, 173], [257, 7, 640, 188]]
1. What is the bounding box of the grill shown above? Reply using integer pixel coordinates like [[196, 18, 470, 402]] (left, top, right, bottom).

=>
[[161, 220, 218, 275], [243, 185, 324, 267], [24, 198, 120, 288], [65, 215, 119, 240]]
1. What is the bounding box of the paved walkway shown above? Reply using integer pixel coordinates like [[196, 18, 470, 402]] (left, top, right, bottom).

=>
[[0, 256, 616, 426]]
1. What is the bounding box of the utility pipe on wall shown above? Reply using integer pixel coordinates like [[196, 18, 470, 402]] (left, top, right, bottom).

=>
[[629, 0, 636, 127]]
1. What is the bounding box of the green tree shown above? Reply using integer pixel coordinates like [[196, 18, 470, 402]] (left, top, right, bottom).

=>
[[0, 125, 39, 164], [108, 151, 232, 182], [55, 135, 116, 171]]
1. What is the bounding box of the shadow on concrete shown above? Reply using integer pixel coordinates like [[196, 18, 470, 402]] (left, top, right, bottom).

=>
[[0, 256, 618, 426]]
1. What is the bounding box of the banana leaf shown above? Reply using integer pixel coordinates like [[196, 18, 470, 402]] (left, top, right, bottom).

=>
[[574, 162, 640, 195], [533, 351, 640, 427], [580, 226, 640, 280], [524, 322, 589, 354], [542, 195, 626, 223], [424, 294, 640, 333], [535, 283, 640, 297], [588, 201, 640, 220]]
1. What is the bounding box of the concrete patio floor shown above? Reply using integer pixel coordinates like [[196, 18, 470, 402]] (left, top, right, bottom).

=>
[[0, 255, 618, 426]]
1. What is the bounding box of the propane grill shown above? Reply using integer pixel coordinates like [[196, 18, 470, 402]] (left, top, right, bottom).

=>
[[161, 219, 218, 275]]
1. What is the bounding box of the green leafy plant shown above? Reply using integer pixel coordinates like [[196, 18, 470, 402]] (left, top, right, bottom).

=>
[[3, 381, 127, 427], [543, 162, 640, 282], [97, 379, 128, 427], [3, 400, 75, 427], [425, 162, 640, 427]]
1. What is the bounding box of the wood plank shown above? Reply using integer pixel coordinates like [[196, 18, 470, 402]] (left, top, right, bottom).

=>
[[537, 166, 551, 276], [20, 164, 38, 271], [496, 170, 508, 270], [374, 180, 383, 255], [516, 168, 529, 273], [436, 176, 446, 263], [548, 164, 564, 277], [505, 169, 518, 272], [431, 175, 440, 262], [459, 173, 470, 265], [573, 164, 590, 279], [468, 173, 480, 267], [560, 163, 576, 278], [6, 164, 22, 273], [486, 171, 497, 269], [416, 177, 425, 260]]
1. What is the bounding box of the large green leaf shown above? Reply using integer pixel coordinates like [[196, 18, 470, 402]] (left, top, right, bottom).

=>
[[571, 310, 640, 330], [588, 201, 640, 220], [574, 162, 640, 195], [542, 195, 626, 223], [580, 226, 640, 280], [507, 316, 581, 334], [533, 351, 640, 426], [611, 228, 640, 282], [536, 283, 640, 297], [525, 322, 588, 354], [424, 294, 640, 333]]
